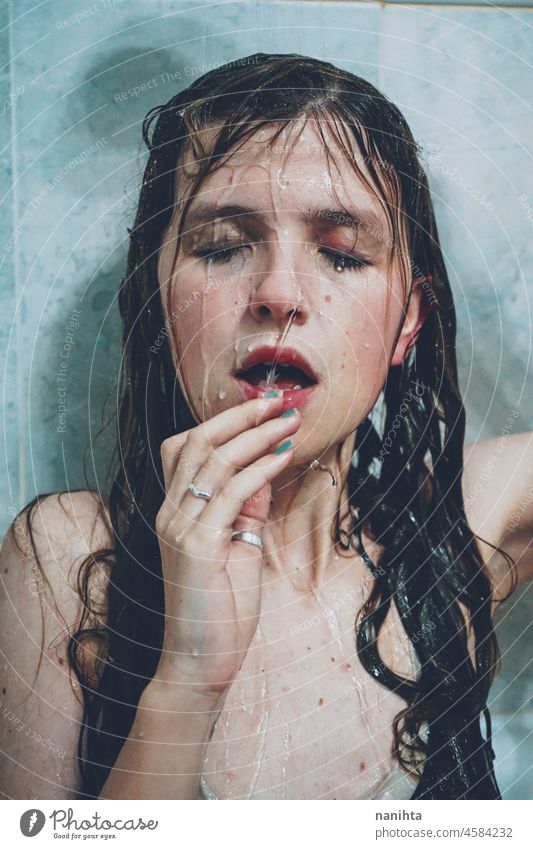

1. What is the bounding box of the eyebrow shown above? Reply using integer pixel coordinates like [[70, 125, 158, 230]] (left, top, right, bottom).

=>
[[307, 206, 385, 238], [182, 202, 385, 238]]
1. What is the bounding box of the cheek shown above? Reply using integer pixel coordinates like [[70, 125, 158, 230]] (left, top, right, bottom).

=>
[[331, 292, 398, 404], [168, 284, 237, 390], [334, 340, 387, 408], [336, 282, 401, 360]]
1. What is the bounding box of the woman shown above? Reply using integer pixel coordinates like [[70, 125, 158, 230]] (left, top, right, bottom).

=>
[[1, 53, 531, 801]]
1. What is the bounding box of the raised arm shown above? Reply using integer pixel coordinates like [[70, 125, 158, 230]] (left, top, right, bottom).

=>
[[462, 429, 533, 606]]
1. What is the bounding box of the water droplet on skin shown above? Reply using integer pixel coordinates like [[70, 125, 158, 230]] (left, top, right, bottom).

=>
[[218, 390, 226, 400], [363, 341, 370, 349], [311, 583, 385, 780], [247, 342, 254, 352], [276, 168, 289, 189]]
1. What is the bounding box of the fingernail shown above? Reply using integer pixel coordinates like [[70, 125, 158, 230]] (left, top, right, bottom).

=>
[[262, 390, 283, 398], [280, 408, 297, 418], [274, 439, 293, 455]]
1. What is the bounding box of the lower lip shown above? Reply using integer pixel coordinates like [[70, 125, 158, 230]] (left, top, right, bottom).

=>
[[234, 378, 318, 412]]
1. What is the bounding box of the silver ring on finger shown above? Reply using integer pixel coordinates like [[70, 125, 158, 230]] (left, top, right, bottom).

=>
[[231, 530, 263, 550], [187, 481, 213, 501]]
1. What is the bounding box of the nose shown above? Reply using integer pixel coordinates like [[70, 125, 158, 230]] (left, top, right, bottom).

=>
[[248, 243, 309, 326]]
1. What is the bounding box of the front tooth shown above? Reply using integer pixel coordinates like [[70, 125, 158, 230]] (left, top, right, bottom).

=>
[[293, 384, 303, 390]]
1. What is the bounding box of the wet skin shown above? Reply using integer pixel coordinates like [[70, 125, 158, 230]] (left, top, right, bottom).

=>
[[157, 118, 427, 590]]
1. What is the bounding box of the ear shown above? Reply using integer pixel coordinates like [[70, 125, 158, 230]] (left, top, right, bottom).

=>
[[390, 275, 434, 367]]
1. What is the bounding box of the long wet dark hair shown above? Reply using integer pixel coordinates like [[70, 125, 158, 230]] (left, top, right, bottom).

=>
[[22, 52, 515, 799]]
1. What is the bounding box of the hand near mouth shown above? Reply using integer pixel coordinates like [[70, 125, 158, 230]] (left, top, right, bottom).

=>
[[153, 393, 302, 700]]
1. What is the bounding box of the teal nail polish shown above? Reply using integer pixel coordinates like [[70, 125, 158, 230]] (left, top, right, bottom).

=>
[[263, 390, 282, 398], [274, 439, 293, 455], [280, 408, 297, 418]]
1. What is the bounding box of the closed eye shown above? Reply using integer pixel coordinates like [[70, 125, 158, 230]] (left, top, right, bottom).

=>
[[191, 243, 370, 273], [318, 247, 370, 273], [192, 244, 250, 264]]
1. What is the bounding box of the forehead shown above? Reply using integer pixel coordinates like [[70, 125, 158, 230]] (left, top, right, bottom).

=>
[[177, 118, 390, 233]]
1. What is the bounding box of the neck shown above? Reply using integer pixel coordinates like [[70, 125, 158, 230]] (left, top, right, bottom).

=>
[[261, 430, 358, 591]]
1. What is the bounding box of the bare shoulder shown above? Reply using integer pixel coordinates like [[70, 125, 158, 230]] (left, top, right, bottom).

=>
[[0, 491, 112, 799], [17, 489, 113, 569]]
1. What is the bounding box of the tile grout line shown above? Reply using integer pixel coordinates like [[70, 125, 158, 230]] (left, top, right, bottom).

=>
[[7, 0, 25, 510], [378, 0, 384, 90], [297, 1, 533, 10]]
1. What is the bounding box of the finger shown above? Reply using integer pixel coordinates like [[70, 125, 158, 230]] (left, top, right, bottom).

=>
[[198, 444, 295, 539], [161, 433, 189, 492], [232, 481, 272, 533], [160, 392, 284, 495], [171, 409, 301, 522]]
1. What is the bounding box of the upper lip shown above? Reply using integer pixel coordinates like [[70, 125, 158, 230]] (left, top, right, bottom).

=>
[[235, 345, 318, 382]]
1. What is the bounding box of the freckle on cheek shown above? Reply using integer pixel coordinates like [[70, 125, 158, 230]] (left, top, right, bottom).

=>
[[324, 294, 331, 303]]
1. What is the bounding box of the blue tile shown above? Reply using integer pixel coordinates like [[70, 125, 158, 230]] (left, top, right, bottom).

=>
[[379, 5, 533, 435], [0, 63, 20, 535], [491, 710, 533, 800], [0, 1, 9, 81], [380, 1, 533, 6], [379, 6, 533, 153]]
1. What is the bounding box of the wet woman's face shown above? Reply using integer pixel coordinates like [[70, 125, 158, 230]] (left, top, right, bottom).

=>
[[157, 120, 424, 462]]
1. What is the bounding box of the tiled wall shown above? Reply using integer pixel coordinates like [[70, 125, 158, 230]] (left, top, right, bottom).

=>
[[1, 0, 532, 798]]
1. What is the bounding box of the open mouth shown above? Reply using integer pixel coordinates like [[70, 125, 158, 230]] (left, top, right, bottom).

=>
[[235, 360, 316, 391]]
